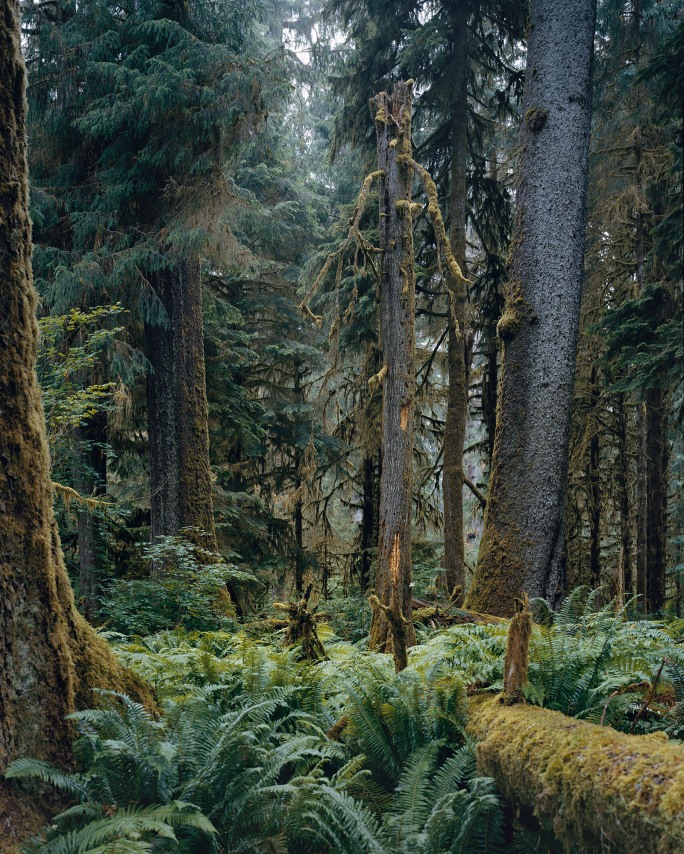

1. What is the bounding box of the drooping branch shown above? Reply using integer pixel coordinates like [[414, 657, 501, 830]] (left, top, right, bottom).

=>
[[298, 170, 384, 319]]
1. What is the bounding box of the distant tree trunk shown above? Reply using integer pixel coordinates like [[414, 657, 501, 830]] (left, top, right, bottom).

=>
[[368, 81, 417, 656], [616, 393, 634, 601], [359, 453, 376, 592], [442, 5, 469, 595], [646, 387, 668, 612], [144, 258, 217, 557], [483, 336, 498, 467], [588, 365, 601, 588], [0, 0, 149, 780], [72, 411, 107, 621], [466, 0, 597, 616], [293, 364, 305, 595]]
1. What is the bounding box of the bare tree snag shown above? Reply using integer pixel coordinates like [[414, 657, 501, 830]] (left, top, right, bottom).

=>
[[274, 584, 328, 661], [0, 0, 151, 798], [368, 81, 417, 656], [502, 594, 532, 704]]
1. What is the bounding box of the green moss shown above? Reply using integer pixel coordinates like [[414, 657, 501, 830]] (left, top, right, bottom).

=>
[[496, 280, 537, 340], [525, 107, 548, 132], [468, 697, 684, 852], [465, 524, 527, 616]]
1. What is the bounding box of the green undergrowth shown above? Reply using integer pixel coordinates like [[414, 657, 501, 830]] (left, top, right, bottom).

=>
[[8, 589, 684, 852]]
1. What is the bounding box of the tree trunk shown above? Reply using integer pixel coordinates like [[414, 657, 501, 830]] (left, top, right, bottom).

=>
[[466, 0, 597, 616], [646, 387, 668, 612], [72, 411, 107, 622], [588, 365, 601, 588], [0, 0, 150, 782], [368, 81, 417, 657], [144, 258, 217, 557], [616, 392, 634, 601], [293, 363, 306, 596], [442, 4, 469, 595], [359, 453, 376, 592]]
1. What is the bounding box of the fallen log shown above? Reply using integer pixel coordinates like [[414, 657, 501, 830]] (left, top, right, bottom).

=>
[[467, 695, 684, 853], [411, 597, 506, 627]]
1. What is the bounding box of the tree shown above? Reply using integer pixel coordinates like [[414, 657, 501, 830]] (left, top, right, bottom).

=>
[[367, 81, 418, 661], [23, 0, 271, 563], [466, 0, 598, 615], [0, 0, 149, 785]]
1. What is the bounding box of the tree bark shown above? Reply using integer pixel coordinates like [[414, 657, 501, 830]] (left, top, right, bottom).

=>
[[0, 0, 150, 782], [466, 0, 597, 616], [368, 81, 417, 657], [144, 258, 217, 557], [442, 3, 469, 595]]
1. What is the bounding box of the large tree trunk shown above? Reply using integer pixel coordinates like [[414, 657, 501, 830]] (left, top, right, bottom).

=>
[[468, 697, 684, 853], [466, 0, 597, 615], [144, 258, 217, 556], [0, 0, 150, 785], [368, 81, 417, 658], [442, 4, 469, 595]]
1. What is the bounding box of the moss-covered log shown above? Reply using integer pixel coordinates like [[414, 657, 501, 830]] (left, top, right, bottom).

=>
[[468, 696, 684, 852]]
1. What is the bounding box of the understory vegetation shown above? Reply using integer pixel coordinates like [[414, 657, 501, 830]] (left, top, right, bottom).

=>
[[8, 589, 684, 852]]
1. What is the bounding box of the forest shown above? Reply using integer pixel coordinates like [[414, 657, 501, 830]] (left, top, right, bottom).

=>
[[0, 0, 683, 850]]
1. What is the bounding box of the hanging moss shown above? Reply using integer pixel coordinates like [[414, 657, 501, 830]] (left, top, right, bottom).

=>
[[468, 696, 684, 852]]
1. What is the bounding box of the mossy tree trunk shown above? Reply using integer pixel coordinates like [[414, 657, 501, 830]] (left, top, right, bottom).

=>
[[144, 258, 218, 557], [466, 0, 597, 616], [442, 4, 469, 595], [368, 81, 417, 656], [0, 0, 150, 777]]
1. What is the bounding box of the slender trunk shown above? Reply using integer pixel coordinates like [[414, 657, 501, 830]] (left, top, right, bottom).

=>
[[646, 387, 668, 612], [588, 365, 601, 588], [359, 453, 376, 591], [466, 0, 597, 615], [145, 258, 217, 558], [0, 0, 149, 778], [72, 411, 107, 621], [483, 335, 498, 467], [616, 393, 633, 601], [368, 81, 417, 657], [293, 366, 305, 595], [442, 3, 469, 595]]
